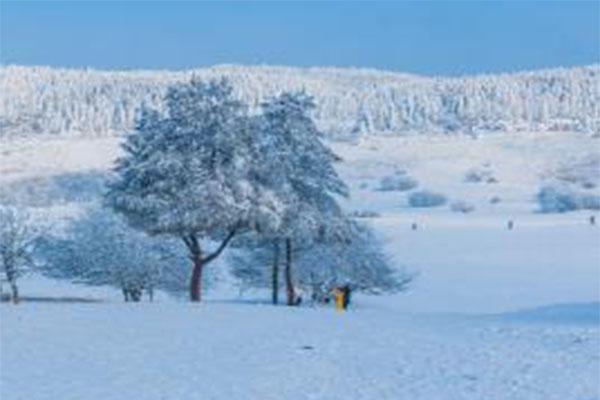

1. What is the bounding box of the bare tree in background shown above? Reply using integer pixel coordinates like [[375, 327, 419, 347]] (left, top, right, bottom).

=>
[[0, 207, 37, 303]]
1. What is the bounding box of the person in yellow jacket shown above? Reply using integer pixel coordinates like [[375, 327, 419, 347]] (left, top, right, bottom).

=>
[[333, 287, 345, 311]]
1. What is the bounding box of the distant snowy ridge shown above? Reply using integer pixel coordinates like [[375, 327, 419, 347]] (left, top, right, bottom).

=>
[[1, 64, 598, 137]]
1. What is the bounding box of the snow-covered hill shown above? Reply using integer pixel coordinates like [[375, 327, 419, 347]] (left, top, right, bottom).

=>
[[1, 67, 599, 400], [1, 64, 598, 138]]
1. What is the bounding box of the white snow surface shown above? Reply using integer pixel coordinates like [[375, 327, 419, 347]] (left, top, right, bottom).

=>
[[1, 303, 599, 400], [1, 130, 599, 399]]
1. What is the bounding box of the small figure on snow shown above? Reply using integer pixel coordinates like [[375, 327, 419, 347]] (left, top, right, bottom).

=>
[[332, 285, 352, 311], [333, 287, 345, 311], [342, 284, 352, 310], [507, 220, 514, 230]]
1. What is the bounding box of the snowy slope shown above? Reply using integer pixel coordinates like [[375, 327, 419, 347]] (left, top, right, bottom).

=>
[[1, 130, 599, 399], [1, 303, 598, 400]]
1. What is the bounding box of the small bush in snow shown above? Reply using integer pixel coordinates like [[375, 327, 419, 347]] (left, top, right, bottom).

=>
[[378, 174, 418, 192], [579, 195, 600, 210], [537, 185, 600, 213], [349, 210, 381, 218], [464, 168, 495, 184], [537, 186, 576, 212], [489, 196, 502, 204], [450, 201, 475, 213], [408, 191, 448, 208], [582, 181, 596, 189]]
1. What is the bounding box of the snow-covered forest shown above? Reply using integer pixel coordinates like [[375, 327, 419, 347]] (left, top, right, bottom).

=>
[[1, 64, 598, 138]]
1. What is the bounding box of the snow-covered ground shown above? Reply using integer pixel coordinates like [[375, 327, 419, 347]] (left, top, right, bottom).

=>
[[1, 131, 599, 399], [1, 303, 598, 400]]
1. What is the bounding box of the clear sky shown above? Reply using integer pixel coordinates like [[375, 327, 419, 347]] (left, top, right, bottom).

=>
[[1, 1, 598, 76]]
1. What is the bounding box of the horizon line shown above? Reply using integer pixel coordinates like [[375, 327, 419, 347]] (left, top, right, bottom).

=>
[[1, 62, 597, 80]]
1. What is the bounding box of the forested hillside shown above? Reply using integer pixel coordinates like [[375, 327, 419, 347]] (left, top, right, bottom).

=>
[[1, 64, 598, 138]]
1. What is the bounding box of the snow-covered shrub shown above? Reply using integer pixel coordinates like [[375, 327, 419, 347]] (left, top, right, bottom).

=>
[[408, 191, 447, 208], [349, 210, 381, 218], [579, 194, 600, 210], [450, 201, 475, 213], [537, 186, 577, 212], [537, 185, 600, 213], [378, 174, 418, 192], [464, 168, 495, 183], [489, 196, 502, 204], [36, 208, 190, 301]]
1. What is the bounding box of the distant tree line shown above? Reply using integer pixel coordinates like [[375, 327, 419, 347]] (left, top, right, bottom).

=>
[[1, 65, 597, 138]]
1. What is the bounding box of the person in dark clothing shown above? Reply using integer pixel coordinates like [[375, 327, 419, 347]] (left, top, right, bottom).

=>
[[342, 284, 352, 310]]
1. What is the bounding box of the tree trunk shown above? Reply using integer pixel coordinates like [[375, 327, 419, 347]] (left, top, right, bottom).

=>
[[190, 254, 203, 302], [183, 228, 238, 303], [284, 238, 295, 306], [9, 280, 19, 304], [271, 239, 280, 305]]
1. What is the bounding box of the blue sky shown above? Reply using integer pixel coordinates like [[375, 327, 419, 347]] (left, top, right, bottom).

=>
[[1, 1, 598, 76]]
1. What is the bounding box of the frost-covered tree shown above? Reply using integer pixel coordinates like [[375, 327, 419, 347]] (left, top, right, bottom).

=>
[[37, 208, 189, 301], [231, 221, 412, 303], [0, 207, 38, 303], [229, 238, 275, 295], [2, 65, 596, 138], [296, 222, 413, 297], [248, 91, 349, 305], [106, 78, 282, 302]]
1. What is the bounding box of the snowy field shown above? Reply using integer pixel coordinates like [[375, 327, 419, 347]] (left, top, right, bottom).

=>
[[1, 131, 599, 399], [1, 303, 599, 400]]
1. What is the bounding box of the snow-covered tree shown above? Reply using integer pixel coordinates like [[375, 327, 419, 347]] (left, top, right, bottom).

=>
[[106, 78, 282, 302], [247, 91, 349, 305], [231, 221, 412, 303], [0, 207, 38, 303], [1, 65, 596, 138], [229, 238, 276, 295], [37, 208, 189, 301]]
